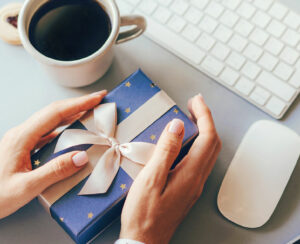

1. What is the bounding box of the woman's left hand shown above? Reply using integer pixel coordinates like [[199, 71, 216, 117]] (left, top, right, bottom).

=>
[[0, 90, 107, 219]]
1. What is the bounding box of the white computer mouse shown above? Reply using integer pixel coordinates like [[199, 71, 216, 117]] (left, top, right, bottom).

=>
[[217, 120, 300, 228]]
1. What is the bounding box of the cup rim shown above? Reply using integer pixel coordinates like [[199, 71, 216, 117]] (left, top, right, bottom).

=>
[[18, 0, 120, 67]]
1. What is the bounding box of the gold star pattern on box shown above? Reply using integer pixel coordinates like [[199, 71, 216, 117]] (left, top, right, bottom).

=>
[[173, 108, 179, 114], [60, 217, 64, 222], [88, 212, 93, 219], [34, 160, 41, 167], [125, 81, 131, 87], [150, 134, 156, 141], [125, 107, 131, 113], [120, 184, 126, 190]]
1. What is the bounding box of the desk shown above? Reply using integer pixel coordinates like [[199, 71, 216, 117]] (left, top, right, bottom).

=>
[[0, 0, 299, 243]]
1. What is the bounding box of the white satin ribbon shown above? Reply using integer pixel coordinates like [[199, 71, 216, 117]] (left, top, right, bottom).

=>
[[54, 103, 156, 195]]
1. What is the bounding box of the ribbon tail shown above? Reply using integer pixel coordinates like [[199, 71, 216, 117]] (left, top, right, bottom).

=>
[[120, 142, 156, 165], [78, 147, 121, 195], [54, 129, 109, 153]]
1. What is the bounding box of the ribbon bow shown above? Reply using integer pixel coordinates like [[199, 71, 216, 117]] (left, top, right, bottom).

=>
[[54, 103, 156, 195]]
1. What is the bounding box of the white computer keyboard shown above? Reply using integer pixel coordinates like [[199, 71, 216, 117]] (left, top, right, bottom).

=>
[[116, 0, 300, 119]]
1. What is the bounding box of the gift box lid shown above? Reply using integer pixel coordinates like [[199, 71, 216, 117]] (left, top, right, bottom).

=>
[[32, 69, 198, 243]]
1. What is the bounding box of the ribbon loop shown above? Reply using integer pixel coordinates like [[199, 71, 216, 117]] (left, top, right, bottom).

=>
[[55, 103, 156, 195]]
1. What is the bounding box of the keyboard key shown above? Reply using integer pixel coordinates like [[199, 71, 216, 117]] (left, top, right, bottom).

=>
[[253, 0, 273, 11], [267, 19, 286, 38], [184, 7, 203, 25], [182, 24, 201, 42], [199, 16, 218, 34], [222, 0, 241, 10], [274, 62, 294, 81], [237, 2, 256, 19], [213, 25, 233, 43], [235, 77, 255, 95], [211, 42, 230, 60], [251, 10, 271, 28], [220, 10, 239, 28], [228, 34, 247, 52], [171, 0, 189, 15], [226, 52, 246, 70], [220, 67, 239, 86], [153, 7, 172, 24], [145, 17, 205, 64], [243, 43, 263, 62], [242, 62, 261, 79], [268, 2, 288, 20], [281, 29, 300, 47], [205, 2, 224, 19], [250, 87, 271, 106], [201, 56, 224, 76], [280, 46, 299, 65], [138, 0, 157, 15], [196, 33, 216, 51], [284, 11, 300, 30], [265, 37, 284, 56], [249, 28, 269, 46], [256, 71, 296, 102], [258, 53, 278, 71], [167, 15, 186, 33], [235, 19, 254, 37], [266, 97, 286, 116], [289, 70, 300, 88], [191, 0, 209, 10]]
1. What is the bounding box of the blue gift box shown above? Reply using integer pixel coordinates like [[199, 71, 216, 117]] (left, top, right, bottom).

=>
[[32, 69, 198, 243]]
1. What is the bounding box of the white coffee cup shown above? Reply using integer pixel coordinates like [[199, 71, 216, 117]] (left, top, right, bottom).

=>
[[18, 0, 146, 87]]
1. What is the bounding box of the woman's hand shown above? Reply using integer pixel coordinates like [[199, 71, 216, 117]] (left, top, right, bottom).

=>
[[0, 90, 107, 219], [120, 94, 221, 244]]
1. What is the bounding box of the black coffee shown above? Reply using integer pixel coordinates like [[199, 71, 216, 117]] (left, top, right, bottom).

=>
[[29, 0, 111, 61]]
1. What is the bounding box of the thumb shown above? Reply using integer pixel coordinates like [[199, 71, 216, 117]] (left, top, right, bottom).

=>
[[145, 119, 184, 186], [28, 151, 89, 193]]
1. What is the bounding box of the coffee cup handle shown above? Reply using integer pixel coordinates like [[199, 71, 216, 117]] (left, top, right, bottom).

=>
[[116, 15, 146, 44]]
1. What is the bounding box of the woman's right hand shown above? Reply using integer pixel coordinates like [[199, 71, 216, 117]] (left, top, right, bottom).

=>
[[120, 94, 221, 244]]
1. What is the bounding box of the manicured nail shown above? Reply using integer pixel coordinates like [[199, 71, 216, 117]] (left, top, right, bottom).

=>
[[169, 119, 184, 135], [197, 93, 203, 99], [90, 90, 107, 97], [72, 151, 89, 167]]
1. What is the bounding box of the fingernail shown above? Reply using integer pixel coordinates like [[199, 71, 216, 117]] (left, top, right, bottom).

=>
[[197, 93, 203, 99], [90, 90, 107, 97], [169, 119, 184, 135], [72, 151, 89, 167]]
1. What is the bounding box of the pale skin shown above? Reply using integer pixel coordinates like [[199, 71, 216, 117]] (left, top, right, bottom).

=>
[[0, 91, 221, 244]]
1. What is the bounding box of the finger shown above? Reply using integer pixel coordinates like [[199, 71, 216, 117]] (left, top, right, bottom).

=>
[[58, 111, 86, 127], [188, 94, 216, 135], [36, 111, 87, 143], [34, 131, 60, 150], [197, 138, 222, 196], [185, 140, 222, 206], [36, 111, 86, 142], [143, 119, 184, 190], [22, 90, 107, 149], [161, 139, 220, 205], [186, 94, 219, 164], [167, 95, 220, 183], [26, 151, 89, 194]]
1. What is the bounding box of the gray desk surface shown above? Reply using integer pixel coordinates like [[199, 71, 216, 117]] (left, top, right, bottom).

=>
[[0, 0, 299, 243]]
